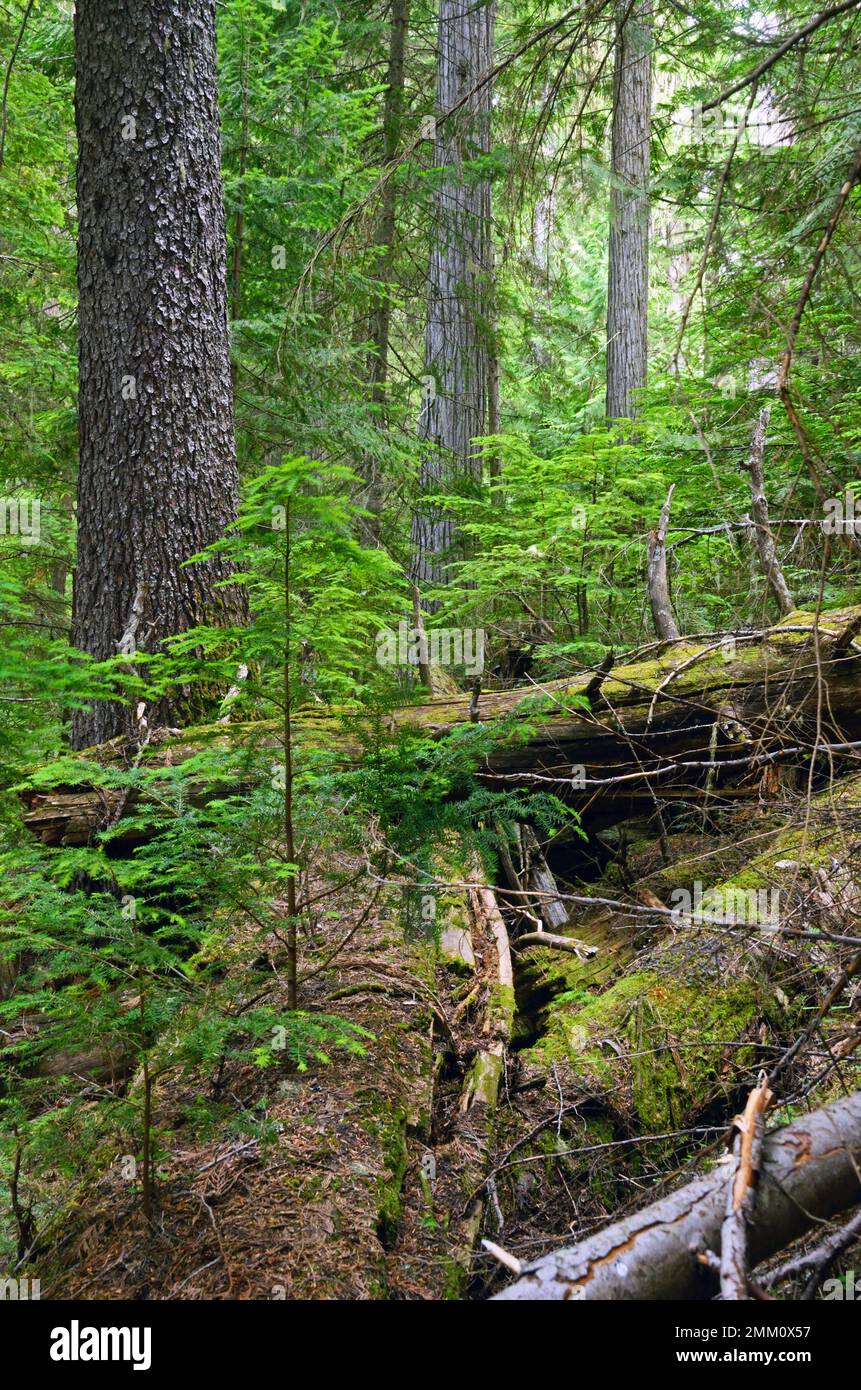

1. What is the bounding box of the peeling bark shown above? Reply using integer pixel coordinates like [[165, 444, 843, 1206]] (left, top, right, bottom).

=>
[[448, 869, 515, 1285], [516, 823, 569, 931], [494, 1092, 861, 1299], [720, 1072, 773, 1300]]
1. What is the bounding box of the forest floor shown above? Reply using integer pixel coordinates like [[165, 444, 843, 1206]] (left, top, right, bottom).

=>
[[35, 783, 860, 1300], [37, 853, 510, 1300]]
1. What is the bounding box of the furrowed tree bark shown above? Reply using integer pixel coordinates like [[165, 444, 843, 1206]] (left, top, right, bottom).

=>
[[361, 0, 411, 533], [744, 406, 795, 617], [494, 1091, 861, 1299], [606, 0, 652, 422], [72, 0, 247, 750], [410, 0, 495, 593]]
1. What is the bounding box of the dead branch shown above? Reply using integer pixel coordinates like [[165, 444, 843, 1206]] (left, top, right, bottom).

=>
[[742, 407, 795, 617], [647, 485, 680, 642], [701, 1, 861, 114], [720, 1073, 773, 1300], [513, 931, 598, 959], [494, 1092, 861, 1299]]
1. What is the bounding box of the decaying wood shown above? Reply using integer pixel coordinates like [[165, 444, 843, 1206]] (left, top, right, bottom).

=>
[[584, 649, 614, 703], [449, 870, 515, 1282], [439, 922, 476, 972], [18, 604, 861, 846], [516, 824, 568, 931], [647, 484, 681, 642], [720, 1072, 773, 1300], [481, 1237, 522, 1276], [494, 1092, 861, 1300], [513, 931, 597, 959], [460, 881, 513, 1112], [743, 407, 795, 617]]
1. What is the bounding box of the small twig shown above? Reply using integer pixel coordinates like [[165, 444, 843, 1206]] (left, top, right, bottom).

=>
[[765, 1206, 861, 1295], [0, 0, 36, 169], [481, 1238, 522, 1276]]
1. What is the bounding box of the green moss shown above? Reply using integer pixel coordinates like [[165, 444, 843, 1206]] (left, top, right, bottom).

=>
[[525, 965, 775, 1132], [519, 769, 858, 1130], [442, 1252, 469, 1300], [486, 982, 515, 1036], [371, 1103, 409, 1246], [627, 979, 760, 1131]]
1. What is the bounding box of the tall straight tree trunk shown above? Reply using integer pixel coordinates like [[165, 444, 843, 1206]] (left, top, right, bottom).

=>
[[411, 0, 495, 592], [230, 20, 250, 327], [72, 0, 246, 750], [362, 0, 411, 533], [606, 0, 652, 421]]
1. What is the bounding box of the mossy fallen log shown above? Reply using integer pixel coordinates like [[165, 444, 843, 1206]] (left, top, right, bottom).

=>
[[437, 869, 516, 1295], [17, 603, 861, 846], [515, 774, 861, 1132], [481, 774, 861, 1276]]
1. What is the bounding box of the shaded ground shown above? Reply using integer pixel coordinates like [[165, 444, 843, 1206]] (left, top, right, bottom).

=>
[[26, 785, 861, 1300]]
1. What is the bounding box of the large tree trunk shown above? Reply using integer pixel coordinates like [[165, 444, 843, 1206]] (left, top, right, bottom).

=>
[[361, 0, 411, 534], [606, 0, 652, 422], [494, 1091, 861, 1299], [410, 0, 495, 592], [72, 0, 247, 750]]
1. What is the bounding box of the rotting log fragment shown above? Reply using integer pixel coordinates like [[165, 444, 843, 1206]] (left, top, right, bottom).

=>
[[446, 870, 515, 1291], [516, 824, 569, 931], [720, 1072, 773, 1300]]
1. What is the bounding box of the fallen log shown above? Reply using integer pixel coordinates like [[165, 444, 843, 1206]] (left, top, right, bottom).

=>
[[17, 604, 861, 845], [443, 863, 516, 1291], [493, 1090, 861, 1299], [513, 931, 598, 959]]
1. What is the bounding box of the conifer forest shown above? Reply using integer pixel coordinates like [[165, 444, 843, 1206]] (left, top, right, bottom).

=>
[[4, 0, 861, 1346]]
